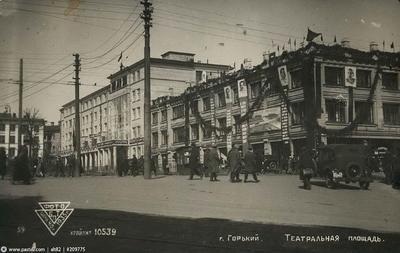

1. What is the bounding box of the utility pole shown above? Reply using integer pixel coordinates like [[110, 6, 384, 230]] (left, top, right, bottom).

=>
[[73, 53, 81, 177], [18, 59, 23, 149], [141, 0, 153, 179]]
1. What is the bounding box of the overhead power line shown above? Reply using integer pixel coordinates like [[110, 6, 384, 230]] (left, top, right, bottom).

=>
[[0, 63, 73, 100], [82, 16, 143, 61], [0, 71, 73, 108], [83, 31, 144, 70], [80, 0, 141, 57]]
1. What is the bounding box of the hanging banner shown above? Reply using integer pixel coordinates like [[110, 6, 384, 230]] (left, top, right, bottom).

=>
[[345, 66, 357, 87], [237, 79, 247, 98], [278, 65, 289, 87], [224, 86, 232, 104], [249, 107, 281, 134]]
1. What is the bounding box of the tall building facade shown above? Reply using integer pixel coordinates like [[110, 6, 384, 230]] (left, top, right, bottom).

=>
[[59, 52, 230, 174], [150, 42, 400, 174]]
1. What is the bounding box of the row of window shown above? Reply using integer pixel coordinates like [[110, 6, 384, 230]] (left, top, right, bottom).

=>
[[325, 101, 400, 125], [152, 116, 243, 146], [0, 135, 39, 144], [0, 135, 15, 144], [111, 70, 142, 93], [325, 67, 398, 89], [152, 100, 400, 147], [0, 124, 16, 132]]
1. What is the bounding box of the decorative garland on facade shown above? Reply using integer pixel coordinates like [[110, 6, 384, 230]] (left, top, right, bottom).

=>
[[189, 78, 271, 138]]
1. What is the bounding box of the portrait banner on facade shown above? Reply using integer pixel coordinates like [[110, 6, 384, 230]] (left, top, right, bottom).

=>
[[237, 79, 247, 98], [278, 65, 289, 87], [345, 66, 357, 87], [224, 86, 232, 104]]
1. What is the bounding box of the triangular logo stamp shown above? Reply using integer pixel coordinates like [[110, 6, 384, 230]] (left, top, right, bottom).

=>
[[35, 201, 74, 236]]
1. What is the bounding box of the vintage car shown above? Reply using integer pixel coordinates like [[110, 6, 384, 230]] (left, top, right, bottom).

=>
[[298, 144, 373, 190]]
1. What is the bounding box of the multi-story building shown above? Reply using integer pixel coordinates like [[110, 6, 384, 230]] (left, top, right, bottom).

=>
[[43, 122, 61, 158], [60, 85, 109, 172], [0, 111, 45, 158], [150, 41, 400, 174], [59, 51, 230, 174]]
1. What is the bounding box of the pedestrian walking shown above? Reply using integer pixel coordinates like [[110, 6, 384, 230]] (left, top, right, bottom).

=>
[[32, 157, 38, 178], [13, 145, 31, 184], [243, 146, 259, 183], [189, 143, 202, 180], [206, 144, 220, 182], [151, 157, 158, 176], [382, 151, 394, 185], [36, 157, 45, 177], [67, 154, 75, 177], [55, 156, 65, 177], [227, 144, 242, 182], [0, 147, 7, 180], [138, 155, 144, 175], [130, 155, 138, 176]]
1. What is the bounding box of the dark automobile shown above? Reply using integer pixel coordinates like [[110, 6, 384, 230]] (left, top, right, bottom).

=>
[[297, 144, 373, 190]]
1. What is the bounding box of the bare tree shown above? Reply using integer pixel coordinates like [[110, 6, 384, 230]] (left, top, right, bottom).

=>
[[22, 108, 42, 159]]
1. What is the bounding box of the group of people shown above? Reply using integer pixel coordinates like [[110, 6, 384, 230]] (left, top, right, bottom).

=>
[[0, 145, 32, 184], [117, 155, 158, 177], [188, 143, 260, 183]]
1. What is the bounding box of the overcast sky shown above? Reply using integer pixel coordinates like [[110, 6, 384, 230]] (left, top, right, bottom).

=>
[[0, 0, 399, 123]]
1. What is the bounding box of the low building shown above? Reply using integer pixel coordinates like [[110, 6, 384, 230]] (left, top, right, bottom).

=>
[[150, 41, 400, 173], [0, 111, 45, 159]]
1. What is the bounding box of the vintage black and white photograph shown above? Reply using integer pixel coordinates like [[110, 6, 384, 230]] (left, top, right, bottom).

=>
[[0, 0, 400, 252]]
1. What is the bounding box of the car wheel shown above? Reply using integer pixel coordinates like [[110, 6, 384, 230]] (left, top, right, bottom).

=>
[[326, 176, 336, 189], [359, 181, 370, 190], [346, 165, 361, 180], [269, 161, 277, 171], [303, 177, 311, 190]]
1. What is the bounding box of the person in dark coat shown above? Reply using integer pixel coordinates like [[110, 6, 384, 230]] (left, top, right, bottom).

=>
[[227, 144, 242, 182], [130, 155, 138, 176], [67, 154, 75, 177], [189, 143, 202, 180], [138, 156, 144, 175], [55, 156, 65, 177], [151, 157, 158, 176], [206, 144, 220, 182], [382, 151, 394, 185], [0, 147, 6, 180], [243, 146, 259, 183], [13, 145, 31, 184], [391, 153, 400, 189]]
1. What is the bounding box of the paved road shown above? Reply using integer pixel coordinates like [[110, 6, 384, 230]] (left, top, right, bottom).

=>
[[0, 175, 399, 252]]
